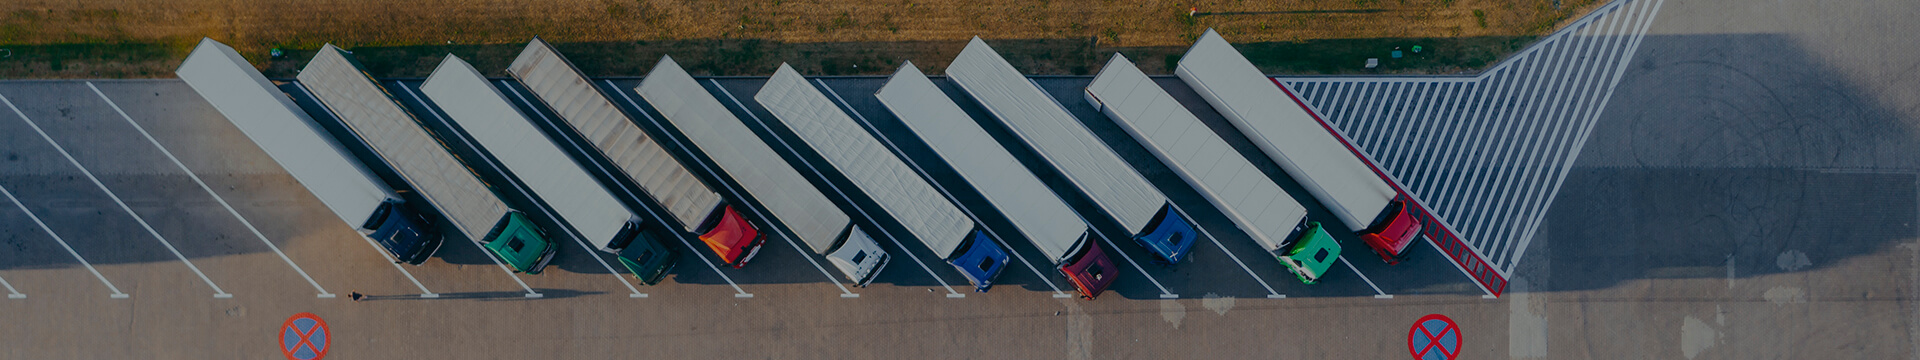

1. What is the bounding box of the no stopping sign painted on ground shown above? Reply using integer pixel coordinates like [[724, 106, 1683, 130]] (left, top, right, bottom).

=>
[[1407, 314, 1460, 360], [280, 312, 330, 360]]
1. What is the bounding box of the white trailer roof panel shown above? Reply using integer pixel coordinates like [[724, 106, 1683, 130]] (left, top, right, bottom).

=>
[[1176, 30, 1394, 232], [174, 38, 395, 228], [755, 65, 977, 257], [1086, 55, 1307, 251], [506, 38, 723, 231], [875, 63, 1086, 260], [945, 38, 1168, 233], [299, 45, 510, 241], [635, 57, 851, 253], [423, 55, 635, 247]]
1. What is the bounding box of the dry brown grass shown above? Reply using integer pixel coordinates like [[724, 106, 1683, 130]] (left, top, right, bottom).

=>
[[0, 0, 1604, 78]]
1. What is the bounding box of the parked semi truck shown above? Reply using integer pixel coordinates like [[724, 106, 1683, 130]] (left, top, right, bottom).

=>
[[504, 38, 771, 269], [946, 38, 1201, 265], [1175, 30, 1423, 264], [1085, 54, 1336, 283], [299, 44, 558, 273], [874, 63, 1119, 298], [175, 38, 442, 264], [636, 57, 909, 285], [420, 55, 678, 284], [754, 64, 1024, 292]]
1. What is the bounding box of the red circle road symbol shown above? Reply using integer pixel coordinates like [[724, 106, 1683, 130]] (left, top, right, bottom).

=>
[[1407, 314, 1461, 360], [280, 312, 330, 360]]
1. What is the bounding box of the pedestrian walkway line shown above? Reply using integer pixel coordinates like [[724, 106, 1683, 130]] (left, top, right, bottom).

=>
[[398, 82, 645, 298], [89, 82, 336, 298], [2, 93, 231, 298], [1276, 0, 1666, 295], [0, 183, 125, 298]]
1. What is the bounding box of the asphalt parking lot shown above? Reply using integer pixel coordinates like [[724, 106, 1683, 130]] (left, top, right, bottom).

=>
[[5, 0, 1920, 357]]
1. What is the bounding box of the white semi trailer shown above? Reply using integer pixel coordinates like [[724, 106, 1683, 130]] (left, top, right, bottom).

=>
[[505, 38, 773, 269], [1175, 30, 1424, 264], [298, 44, 557, 273], [175, 38, 442, 265], [872, 63, 1119, 299], [420, 55, 680, 285], [945, 38, 1201, 265], [633, 57, 894, 285], [1085, 54, 1336, 284]]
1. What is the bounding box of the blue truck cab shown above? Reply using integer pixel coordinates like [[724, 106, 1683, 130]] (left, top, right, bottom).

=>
[[1133, 204, 1199, 264], [948, 230, 1010, 292], [364, 199, 443, 265]]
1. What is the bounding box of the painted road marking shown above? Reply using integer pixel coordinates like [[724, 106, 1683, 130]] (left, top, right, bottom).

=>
[[503, 80, 746, 298], [0, 274, 19, 299], [89, 82, 336, 298], [1337, 255, 1388, 297], [808, 79, 1072, 297], [280, 312, 331, 360], [281, 83, 440, 298], [398, 82, 645, 299], [592, 80, 760, 298], [2, 93, 232, 298], [1169, 205, 1285, 298], [0, 183, 124, 298], [712, 78, 971, 297], [1408, 314, 1462, 360]]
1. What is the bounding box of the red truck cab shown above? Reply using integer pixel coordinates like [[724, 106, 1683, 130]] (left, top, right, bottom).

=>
[[1360, 199, 1422, 265], [1059, 235, 1118, 300], [697, 205, 766, 268]]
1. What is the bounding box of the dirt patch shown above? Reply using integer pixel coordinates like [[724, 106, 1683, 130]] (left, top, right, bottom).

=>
[[0, 0, 1603, 78]]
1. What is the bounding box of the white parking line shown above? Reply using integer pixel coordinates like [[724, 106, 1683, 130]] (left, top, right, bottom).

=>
[[1337, 256, 1389, 298], [292, 82, 538, 299], [502, 80, 746, 297], [2, 93, 232, 298], [398, 82, 645, 298], [806, 79, 1073, 297], [0, 183, 126, 298], [89, 82, 336, 298], [0, 274, 18, 299], [702, 79, 955, 296]]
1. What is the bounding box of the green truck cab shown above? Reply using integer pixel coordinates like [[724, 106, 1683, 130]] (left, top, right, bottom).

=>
[[481, 212, 559, 274], [615, 229, 681, 286], [1277, 221, 1342, 284]]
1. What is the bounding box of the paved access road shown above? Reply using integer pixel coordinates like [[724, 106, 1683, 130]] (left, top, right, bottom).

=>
[[2, 0, 1918, 357]]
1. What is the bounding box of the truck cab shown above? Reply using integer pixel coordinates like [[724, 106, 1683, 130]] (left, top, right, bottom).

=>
[[696, 205, 766, 268], [614, 227, 681, 286], [1277, 221, 1341, 284], [1360, 199, 1422, 265], [481, 211, 558, 274], [1134, 205, 1199, 264], [826, 226, 891, 286], [363, 200, 443, 265], [1059, 234, 1118, 299], [948, 230, 1009, 292]]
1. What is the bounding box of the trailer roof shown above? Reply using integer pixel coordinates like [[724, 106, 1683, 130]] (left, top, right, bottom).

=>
[[506, 38, 723, 231], [635, 57, 852, 253], [1176, 30, 1394, 232], [1086, 55, 1307, 252], [756, 64, 976, 257], [175, 38, 395, 228], [423, 55, 636, 246], [298, 44, 511, 241], [945, 37, 1169, 233], [876, 63, 1086, 260]]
